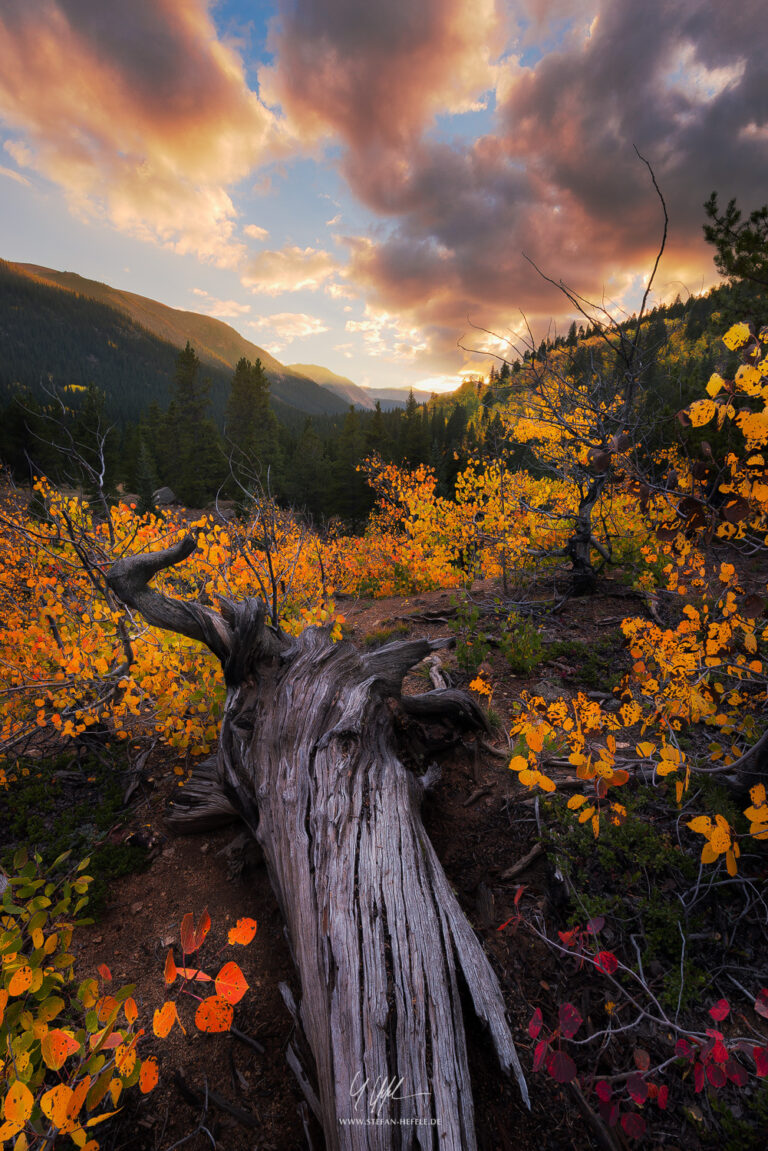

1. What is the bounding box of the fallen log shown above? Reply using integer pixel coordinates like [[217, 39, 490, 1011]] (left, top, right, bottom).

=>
[[108, 536, 528, 1149]]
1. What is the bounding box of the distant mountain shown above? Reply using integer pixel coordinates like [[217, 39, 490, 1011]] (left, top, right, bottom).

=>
[[4, 261, 348, 419], [288, 364, 439, 411], [367, 386, 436, 407], [287, 363, 376, 410]]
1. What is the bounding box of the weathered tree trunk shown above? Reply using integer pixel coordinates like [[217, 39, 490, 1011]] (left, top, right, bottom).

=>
[[108, 537, 528, 1149]]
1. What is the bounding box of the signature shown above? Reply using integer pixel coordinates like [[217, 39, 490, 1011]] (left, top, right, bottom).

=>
[[350, 1072, 431, 1116]]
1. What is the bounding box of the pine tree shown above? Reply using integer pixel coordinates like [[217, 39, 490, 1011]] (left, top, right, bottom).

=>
[[225, 357, 280, 492]]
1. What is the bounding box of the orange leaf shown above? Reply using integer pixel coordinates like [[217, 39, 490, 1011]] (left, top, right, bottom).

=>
[[8, 966, 33, 996], [164, 949, 177, 984], [0, 989, 7, 1024], [195, 995, 234, 1033], [139, 1056, 159, 1094], [215, 961, 248, 1005], [3, 1081, 33, 1125], [96, 995, 119, 1023], [153, 1001, 179, 1038], [97, 964, 112, 982], [123, 997, 138, 1025], [228, 918, 258, 946], [41, 1029, 81, 1071], [40, 1084, 75, 1132], [176, 967, 212, 982]]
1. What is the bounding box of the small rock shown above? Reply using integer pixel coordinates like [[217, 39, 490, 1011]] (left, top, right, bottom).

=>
[[131, 902, 143, 913]]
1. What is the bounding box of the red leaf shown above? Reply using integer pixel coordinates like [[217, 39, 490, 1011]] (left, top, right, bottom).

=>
[[709, 998, 730, 1022], [559, 1002, 583, 1039], [707, 1063, 727, 1089], [533, 1039, 549, 1072], [675, 1038, 693, 1061], [753, 1046, 768, 1077], [193, 908, 211, 951], [694, 1062, 705, 1093], [633, 1048, 651, 1071], [586, 916, 605, 934], [627, 1073, 648, 1106], [755, 989, 768, 1020], [180, 912, 196, 955], [595, 951, 618, 975], [711, 1037, 729, 1064], [214, 960, 248, 1005], [725, 1058, 748, 1087], [97, 963, 112, 982], [548, 1051, 578, 1084], [657, 1085, 669, 1110], [558, 928, 578, 948], [513, 884, 527, 906], [621, 1113, 646, 1140], [528, 1008, 543, 1039], [599, 1101, 620, 1128], [595, 1080, 612, 1103]]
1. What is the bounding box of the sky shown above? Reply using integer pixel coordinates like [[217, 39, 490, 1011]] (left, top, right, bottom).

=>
[[0, 1, 766, 395]]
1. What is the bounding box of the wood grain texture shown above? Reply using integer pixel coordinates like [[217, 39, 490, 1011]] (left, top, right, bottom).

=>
[[108, 550, 529, 1149]]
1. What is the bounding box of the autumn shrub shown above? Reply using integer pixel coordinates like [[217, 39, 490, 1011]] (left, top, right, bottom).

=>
[[0, 849, 157, 1148]]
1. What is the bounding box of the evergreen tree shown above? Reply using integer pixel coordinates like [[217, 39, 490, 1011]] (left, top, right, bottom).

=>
[[225, 357, 280, 491]]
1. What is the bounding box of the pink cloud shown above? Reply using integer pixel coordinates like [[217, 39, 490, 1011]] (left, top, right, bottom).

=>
[[0, 0, 282, 264]]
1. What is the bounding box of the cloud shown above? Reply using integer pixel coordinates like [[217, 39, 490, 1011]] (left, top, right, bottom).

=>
[[301, 0, 768, 369], [244, 224, 270, 242], [249, 312, 329, 341], [242, 245, 340, 294], [263, 0, 504, 151], [0, 0, 282, 265], [0, 161, 31, 188], [190, 288, 251, 319]]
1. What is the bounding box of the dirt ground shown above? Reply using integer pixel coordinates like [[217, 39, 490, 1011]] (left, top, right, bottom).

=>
[[65, 579, 670, 1151]]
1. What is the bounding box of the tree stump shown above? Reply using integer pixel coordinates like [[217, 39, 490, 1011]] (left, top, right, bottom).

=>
[[108, 536, 528, 1150]]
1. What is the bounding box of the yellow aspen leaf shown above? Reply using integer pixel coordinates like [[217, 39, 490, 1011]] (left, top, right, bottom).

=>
[[706, 374, 724, 397], [578, 805, 596, 824], [726, 850, 738, 877], [0, 1123, 23, 1144], [656, 761, 679, 777], [139, 1057, 159, 1094], [567, 794, 587, 810], [109, 1078, 122, 1107], [508, 755, 528, 772], [195, 995, 234, 1033], [525, 726, 545, 753], [709, 825, 731, 853], [3, 1081, 33, 1125], [227, 918, 258, 946], [688, 816, 713, 834], [115, 1042, 136, 1079], [40, 1083, 75, 1132], [701, 842, 718, 864], [750, 784, 767, 806], [591, 814, 600, 838]]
